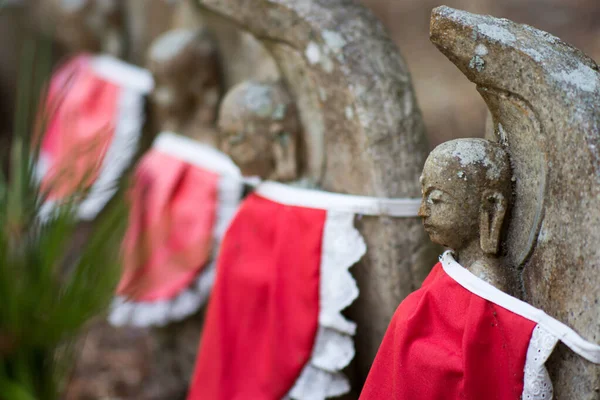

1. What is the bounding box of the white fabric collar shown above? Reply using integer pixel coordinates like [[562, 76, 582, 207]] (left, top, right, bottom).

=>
[[254, 181, 421, 217], [90, 55, 154, 94], [440, 251, 600, 364], [153, 132, 243, 178]]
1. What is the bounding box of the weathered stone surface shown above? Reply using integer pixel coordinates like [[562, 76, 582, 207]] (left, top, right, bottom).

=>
[[124, 0, 182, 65], [196, 9, 280, 91], [194, 0, 439, 387], [431, 7, 600, 398], [147, 27, 221, 137], [33, 0, 125, 56]]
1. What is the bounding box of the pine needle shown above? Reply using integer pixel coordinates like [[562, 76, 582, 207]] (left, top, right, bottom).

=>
[[0, 31, 127, 399]]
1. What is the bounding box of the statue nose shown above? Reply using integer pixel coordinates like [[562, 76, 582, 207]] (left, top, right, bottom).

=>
[[417, 201, 428, 218]]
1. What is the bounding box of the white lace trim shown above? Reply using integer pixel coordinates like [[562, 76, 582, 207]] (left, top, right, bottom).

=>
[[108, 261, 216, 327], [522, 325, 559, 400], [90, 55, 154, 94], [78, 87, 144, 220], [108, 173, 243, 327], [154, 132, 242, 179], [37, 86, 144, 222], [287, 211, 365, 400], [440, 251, 600, 364]]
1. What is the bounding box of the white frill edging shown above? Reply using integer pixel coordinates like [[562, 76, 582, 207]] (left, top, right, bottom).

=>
[[440, 251, 600, 400], [108, 172, 243, 328], [287, 211, 366, 400], [522, 325, 559, 400], [77, 87, 144, 220], [37, 57, 152, 222]]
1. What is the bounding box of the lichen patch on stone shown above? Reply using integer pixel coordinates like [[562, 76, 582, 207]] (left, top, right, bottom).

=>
[[243, 84, 276, 118], [476, 23, 516, 44], [551, 63, 599, 93], [469, 55, 485, 72], [305, 42, 321, 64], [318, 87, 327, 101], [522, 47, 545, 62], [305, 41, 334, 73], [450, 140, 488, 167], [272, 104, 287, 121], [497, 123, 508, 145], [475, 43, 488, 56], [345, 106, 355, 120], [322, 30, 346, 53]]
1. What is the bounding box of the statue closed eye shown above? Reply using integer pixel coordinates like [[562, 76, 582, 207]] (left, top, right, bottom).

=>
[[217, 80, 300, 182], [419, 138, 513, 292]]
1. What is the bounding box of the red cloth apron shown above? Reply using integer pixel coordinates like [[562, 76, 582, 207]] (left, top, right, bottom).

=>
[[38, 54, 153, 220], [117, 149, 219, 302], [187, 181, 423, 400], [188, 194, 324, 400], [109, 132, 244, 327], [360, 251, 600, 400]]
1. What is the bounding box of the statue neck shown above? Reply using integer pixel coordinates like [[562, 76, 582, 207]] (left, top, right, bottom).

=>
[[455, 240, 509, 293]]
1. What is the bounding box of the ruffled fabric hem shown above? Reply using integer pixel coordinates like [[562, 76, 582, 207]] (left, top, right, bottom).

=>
[[38, 57, 151, 222], [287, 211, 365, 400], [77, 86, 144, 220], [522, 325, 559, 400], [108, 261, 216, 327], [108, 167, 243, 327]]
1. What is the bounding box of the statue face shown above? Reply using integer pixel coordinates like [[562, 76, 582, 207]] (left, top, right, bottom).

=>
[[217, 81, 299, 181], [218, 118, 275, 178], [418, 157, 480, 250], [52, 0, 121, 54], [148, 30, 221, 130]]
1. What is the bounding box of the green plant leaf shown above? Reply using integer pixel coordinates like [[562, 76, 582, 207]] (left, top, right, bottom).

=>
[[0, 30, 129, 399]]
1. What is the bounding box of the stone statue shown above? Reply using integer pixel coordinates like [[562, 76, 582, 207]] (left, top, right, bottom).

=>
[[147, 27, 221, 144], [419, 138, 513, 293], [36, 0, 124, 56], [360, 134, 599, 399], [429, 6, 600, 399], [194, 0, 439, 391], [217, 80, 300, 182], [125, 0, 200, 66]]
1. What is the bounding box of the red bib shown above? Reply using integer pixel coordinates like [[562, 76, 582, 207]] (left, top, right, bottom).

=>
[[38, 54, 153, 220], [188, 182, 422, 400], [360, 251, 600, 400], [109, 133, 244, 327]]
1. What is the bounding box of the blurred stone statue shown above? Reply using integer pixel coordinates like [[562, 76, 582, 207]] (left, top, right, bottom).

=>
[[217, 80, 300, 182], [147, 27, 221, 144], [37, 0, 124, 56], [428, 6, 600, 398]]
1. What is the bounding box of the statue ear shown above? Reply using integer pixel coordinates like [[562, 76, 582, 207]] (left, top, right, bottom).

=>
[[479, 190, 507, 254], [270, 124, 297, 181]]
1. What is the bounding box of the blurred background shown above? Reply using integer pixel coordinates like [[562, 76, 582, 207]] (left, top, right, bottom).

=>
[[2, 0, 600, 147]]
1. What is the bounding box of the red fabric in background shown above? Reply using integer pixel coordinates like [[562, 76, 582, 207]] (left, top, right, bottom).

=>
[[188, 194, 324, 400], [41, 55, 119, 199], [117, 149, 218, 302], [360, 263, 536, 400]]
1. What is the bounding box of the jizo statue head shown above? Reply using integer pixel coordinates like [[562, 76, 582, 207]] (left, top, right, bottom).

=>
[[217, 80, 300, 181], [148, 28, 221, 132], [49, 0, 123, 55], [419, 139, 512, 288]]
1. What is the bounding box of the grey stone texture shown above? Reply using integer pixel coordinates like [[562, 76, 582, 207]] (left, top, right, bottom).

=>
[[431, 6, 600, 399], [194, 0, 439, 388]]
